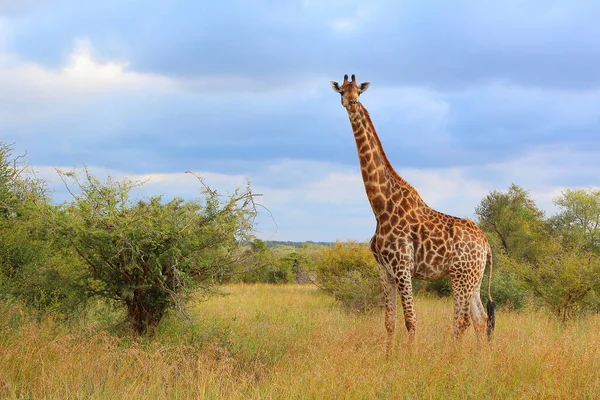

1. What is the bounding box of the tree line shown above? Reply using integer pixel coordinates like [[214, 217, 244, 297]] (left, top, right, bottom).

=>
[[1, 142, 599, 336]]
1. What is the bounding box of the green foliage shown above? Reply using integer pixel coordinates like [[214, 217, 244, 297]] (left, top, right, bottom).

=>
[[477, 184, 600, 318], [549, 188, 600, 253], [415, 277, 452, 297], [227, 241, 320, 284], [483, 243, 532, 310], [43, 167, 257, 334], [476, 183, 548, 262], [0, 143, 81, 316], [310, 241, 382, 312], [508, 249, 600, 320], [226, 239, 286, 284]]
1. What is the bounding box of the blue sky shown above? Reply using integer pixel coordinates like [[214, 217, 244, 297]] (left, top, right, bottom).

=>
[[1, 1, 599, 241]]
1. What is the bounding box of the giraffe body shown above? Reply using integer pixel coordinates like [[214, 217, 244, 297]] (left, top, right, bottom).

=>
[[331, 75, 494, 353]]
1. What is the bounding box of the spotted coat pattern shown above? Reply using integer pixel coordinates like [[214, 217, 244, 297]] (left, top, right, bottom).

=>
[[331, 75, 494, 354]]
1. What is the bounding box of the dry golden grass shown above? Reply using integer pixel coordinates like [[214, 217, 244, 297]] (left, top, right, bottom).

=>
[[2, 284, 600, 399]]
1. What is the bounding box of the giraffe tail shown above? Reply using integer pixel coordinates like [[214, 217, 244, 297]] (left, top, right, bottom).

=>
[[486, 248, 495, 341]]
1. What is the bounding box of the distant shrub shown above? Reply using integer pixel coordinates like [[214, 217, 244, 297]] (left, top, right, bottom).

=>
[[415, 277, 452, 298], [311, 241, 382, 312], [225, 240, 296, 284], [226, 241, 322, 284]]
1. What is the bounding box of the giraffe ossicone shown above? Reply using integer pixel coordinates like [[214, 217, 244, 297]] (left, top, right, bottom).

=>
[[331, 74, 495, 354]]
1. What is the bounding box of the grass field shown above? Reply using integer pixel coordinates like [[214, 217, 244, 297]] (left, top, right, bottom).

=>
[[2, 284, 600, 399]]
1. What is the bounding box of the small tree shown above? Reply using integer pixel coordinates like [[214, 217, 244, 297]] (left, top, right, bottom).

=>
[[49, 168, 257, 334], [476, 184, 547, 262]]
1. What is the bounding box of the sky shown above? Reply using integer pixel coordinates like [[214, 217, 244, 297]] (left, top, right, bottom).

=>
[[1, 0, 599, 242]]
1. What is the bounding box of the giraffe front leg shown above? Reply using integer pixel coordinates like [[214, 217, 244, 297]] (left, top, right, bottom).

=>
[[396, 269, 417, 342], [380, 272, 397, 356]]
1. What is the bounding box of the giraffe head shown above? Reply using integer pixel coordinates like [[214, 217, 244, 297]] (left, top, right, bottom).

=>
[[331, 74, 370, 114]]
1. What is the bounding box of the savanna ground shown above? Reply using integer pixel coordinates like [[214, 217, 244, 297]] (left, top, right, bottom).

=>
[[2, 284, 600, 399]]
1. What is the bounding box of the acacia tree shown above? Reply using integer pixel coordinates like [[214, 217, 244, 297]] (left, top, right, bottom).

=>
[[50, 168, 258, 334]]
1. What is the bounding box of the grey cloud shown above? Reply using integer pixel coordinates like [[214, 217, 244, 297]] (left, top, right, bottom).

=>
[[7, 1, 600, 91]]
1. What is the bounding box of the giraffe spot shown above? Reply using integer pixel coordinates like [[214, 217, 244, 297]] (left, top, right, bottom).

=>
[[372, 194, 386, 210], [401, 198, 414, 212], [358, 143, 370, 153], [379, 222, 392, 235], [361, 170, 369, 182], [385, 201, 395, 214], [425, 252, 434, 265], [406, 212, 418, 225], [431, 237, 444, 248], [355, 135, 366, 148]]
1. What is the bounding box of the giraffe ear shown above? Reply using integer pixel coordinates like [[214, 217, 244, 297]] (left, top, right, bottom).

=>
[[358, 82, 370, 94], [330, 81, 342, 93]]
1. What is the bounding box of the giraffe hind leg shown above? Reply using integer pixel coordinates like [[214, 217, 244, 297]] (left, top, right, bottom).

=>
[[452, 297, 471, 338], [470, 290, 488, 344], [451, 274, 474, 339]]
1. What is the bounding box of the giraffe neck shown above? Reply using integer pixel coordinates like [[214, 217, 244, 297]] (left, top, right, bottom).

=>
[[348, 104, 425, 220]]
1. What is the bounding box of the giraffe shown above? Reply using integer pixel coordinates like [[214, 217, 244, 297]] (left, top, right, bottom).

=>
[[330, 74, 495, 354]]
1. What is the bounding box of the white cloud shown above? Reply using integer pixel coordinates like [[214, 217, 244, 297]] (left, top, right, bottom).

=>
[[400, 167, 489, 217], [60, 39, 172, 92], [33, 165, 249, 204], [250, 146, 600, 240], [1, 38, 172, 97], [0, 39, 174, 127], [28, 140, 600, 242], [0, 39, 333, 131]]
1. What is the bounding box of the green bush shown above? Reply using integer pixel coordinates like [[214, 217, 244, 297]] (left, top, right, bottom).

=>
[[226, 242, 320, 284], [415, 277, 452, 297], [508, 249, 600, 320], [310, 241, 382, 312], [479, 236, 533, 310]]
